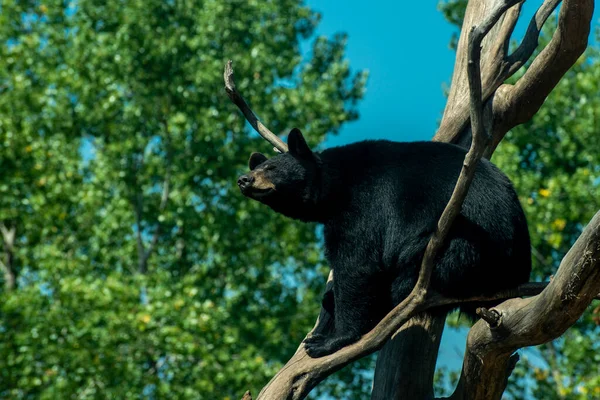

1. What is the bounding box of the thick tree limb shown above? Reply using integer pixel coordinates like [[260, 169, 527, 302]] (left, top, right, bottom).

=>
[[490, 0, 594, 153], [250, 278, 593, 399], [436, 0, 524, 146], [371, 313, 445, 400], [446, 210, 600, 400], [224, 60, 288, 153]]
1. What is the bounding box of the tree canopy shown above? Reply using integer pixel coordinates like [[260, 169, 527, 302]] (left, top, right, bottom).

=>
[[2, 0, 599, 398], [0, 1, 367, 398]]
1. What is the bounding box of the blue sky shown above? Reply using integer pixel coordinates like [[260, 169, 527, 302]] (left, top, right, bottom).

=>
[[307, 0, 600, 148], [304, 0, 600, 375], [308, 1, 458, 146]]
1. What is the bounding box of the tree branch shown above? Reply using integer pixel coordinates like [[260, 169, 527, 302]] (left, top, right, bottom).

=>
[[490, 0, 594, 152], [435, 0, 525, 146], [434, 0, 574, 151], [224, 60, 288, 153], [446, 209, 600, 400], [505, 0, 562, 75], [143, 119, 173, 268]]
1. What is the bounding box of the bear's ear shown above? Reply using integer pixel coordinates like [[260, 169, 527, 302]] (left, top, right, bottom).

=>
[[287, 128, 312, 158], [249, 152, 268, 171]]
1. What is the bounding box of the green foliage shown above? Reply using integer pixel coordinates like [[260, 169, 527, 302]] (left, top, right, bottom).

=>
[[0, 0, 367, 398]]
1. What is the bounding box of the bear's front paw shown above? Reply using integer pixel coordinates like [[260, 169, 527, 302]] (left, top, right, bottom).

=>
[[303, 334, 334, 358]]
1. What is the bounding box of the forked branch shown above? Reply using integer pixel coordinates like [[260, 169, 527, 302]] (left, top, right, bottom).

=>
[[438, 0, 592, 156]]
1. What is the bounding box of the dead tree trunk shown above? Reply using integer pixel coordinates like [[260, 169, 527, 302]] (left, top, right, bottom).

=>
[[371, 313, 445, 400], [224, 0, 595, 398]]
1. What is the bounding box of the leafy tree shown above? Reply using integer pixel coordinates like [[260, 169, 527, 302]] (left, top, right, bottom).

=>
[[0, 0, 367, 398]]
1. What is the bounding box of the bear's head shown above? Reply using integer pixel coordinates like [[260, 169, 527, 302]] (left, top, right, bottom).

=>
[[237, 128, 323, 222]]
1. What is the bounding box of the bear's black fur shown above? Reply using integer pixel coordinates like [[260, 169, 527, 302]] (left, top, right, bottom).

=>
[[238, 128, 531, 358]]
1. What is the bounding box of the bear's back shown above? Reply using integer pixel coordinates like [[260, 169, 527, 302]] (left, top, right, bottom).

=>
[[320, 140, 514, 219], [320, 140, 531, 299]]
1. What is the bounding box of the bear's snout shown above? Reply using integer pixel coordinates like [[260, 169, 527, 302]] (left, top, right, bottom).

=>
[[237, 174, 255, 191]]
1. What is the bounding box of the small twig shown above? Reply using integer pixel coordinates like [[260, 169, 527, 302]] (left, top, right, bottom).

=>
[[242, 390, 253, 400], [476, 307, 502, 328], [0, 222, 17, 290], [0, 223, 15, 249], [224, 60, 288, 153]]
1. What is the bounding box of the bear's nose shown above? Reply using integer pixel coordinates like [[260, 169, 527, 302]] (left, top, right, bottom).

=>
[[237, 174, 254, 189]]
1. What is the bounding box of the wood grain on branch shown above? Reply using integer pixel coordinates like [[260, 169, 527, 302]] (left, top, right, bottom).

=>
[[490, 0, 594, 153]]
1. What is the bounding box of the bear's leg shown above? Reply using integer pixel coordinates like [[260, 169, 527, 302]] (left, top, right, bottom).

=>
[[311, 280, 335, 336], [304, 272, 380, 357]]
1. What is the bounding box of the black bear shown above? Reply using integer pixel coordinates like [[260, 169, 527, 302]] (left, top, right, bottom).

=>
[[238, 128, 531, 358]]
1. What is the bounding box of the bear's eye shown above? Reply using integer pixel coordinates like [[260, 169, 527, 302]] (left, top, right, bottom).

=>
[[263, 165, 276, 171]]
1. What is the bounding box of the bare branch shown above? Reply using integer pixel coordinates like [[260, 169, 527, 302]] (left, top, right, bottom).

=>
[[144, 119, 173, 267], [490, 0, 594, 151], [448, 209, 600, 400], [133, 123, 173, 274], [224, 60, 288, 153], [435, 0, 525, 146], [248, 275, 594, 399], [476, 307, 501, 328], [416, 0, 514, 297], [0, 259, 15, 291], [434, 0, 583, 152], [241, 391, 253, 400]]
